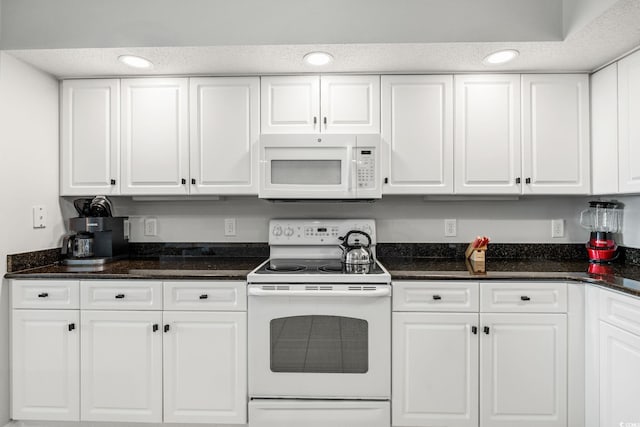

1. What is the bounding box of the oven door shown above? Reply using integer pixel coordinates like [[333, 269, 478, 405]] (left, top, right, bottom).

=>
[[248, 284, 391, 399], [259, 134, 356, 199]]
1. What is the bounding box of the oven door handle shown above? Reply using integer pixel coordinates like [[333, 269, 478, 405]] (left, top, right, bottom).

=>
[[248, 288, 391, 297]]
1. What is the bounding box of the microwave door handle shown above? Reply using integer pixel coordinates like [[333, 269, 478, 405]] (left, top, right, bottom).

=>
[[248, 288, 391, 297]]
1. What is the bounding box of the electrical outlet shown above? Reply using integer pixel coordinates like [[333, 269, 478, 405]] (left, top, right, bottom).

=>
[[144, 218, 157, 236], [225, 218, 237, 236], [32, 205, 46, 228], [551, 219, 564, 238], [444, 219, 457, 237]]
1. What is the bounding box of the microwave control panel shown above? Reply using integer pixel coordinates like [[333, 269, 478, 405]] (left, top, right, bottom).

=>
[[356, 148, 376, 189]]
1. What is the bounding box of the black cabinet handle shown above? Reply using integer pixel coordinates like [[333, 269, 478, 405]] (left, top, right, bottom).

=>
[[199, 294, 209, 300], [38, 293, 49, 298], [432, 295, 442, 300], [181, 178, 186, 185], [152, 324, 159, 332], [323, 117, 327, 126], [384, 177, 389, 184], [115, 294, 125, 299], [472, 326, 478, 335], [313, 116, 317, 125], [68, 323, 76, 332], [515, 177, 521, 184], [521, 296, 531, 301], [164, 324, 170, 333], [525, 177, 531, 184], [191, 178, 196, 185], [484, 326, 490, 335], [110, 179, 116, 185]]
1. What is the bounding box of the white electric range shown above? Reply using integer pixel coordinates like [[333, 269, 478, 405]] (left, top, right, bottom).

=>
[[247, 219, 391, 427]]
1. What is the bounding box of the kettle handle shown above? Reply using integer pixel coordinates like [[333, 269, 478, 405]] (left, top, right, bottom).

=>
[[579, 208, 593, 229], [339, 230, 372, 248], [61, 235, 74, 255]]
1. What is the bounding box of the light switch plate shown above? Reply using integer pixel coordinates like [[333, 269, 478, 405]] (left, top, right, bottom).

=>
[[32, 205, 46, 228]]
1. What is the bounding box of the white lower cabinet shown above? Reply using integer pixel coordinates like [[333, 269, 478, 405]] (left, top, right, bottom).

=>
[[480, 313, 567, 427], [11, 310, 80, 421], [163, 311, 247, 424], [392, 312, 478, 427], [392, 281, 568, 427], [80, 310, 163, 422]]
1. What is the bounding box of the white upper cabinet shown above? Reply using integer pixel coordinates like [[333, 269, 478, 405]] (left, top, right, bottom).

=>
[[261, 75, 380, 134], [454, 75, 522, 194], [591, 64, 619, 195], [522, 74, 590, 194], [60, 79, 120, 196], [618, 50, 640, 193], [320, 75, 380, 133], [121, 78, 190, 195], [261, 76, 320, 134], [189, 77, 260, 194], [381, 75, 453, 194]]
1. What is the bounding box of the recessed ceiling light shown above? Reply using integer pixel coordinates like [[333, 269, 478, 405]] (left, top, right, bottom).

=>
[[483, 49, 519, 65], [303, 51, 333, 66], [118, 55, 153, 69]]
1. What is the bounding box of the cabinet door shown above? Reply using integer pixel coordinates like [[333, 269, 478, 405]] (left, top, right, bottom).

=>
[[521, 74, 590, 194], [163, 311, 247, 424], [392, 312, 479, 427], [261, 76, 320, 134], [454, 75, 521, 194], [60, 79, 120, 195], [599, 321, 640, 427], [591, 64, 619, 195], [12, 310, 79, 421], [81, 310, 162, 422], [480, 313, 567, 427], [189, 77, 259, 195], [121, 78, 189, 195], [618, 50, 640, 193], [321, 75, 380, 134], [381, 75, 453, 194]]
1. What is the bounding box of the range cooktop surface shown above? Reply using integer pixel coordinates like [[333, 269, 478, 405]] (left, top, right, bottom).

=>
[[253, 258, 386, 275]]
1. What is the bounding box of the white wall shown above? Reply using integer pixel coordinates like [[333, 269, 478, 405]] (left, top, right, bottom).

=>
[[0, 52, 62, 424], [84, 195, 595, 245], [563, 0, 619, 37], [612, 195, 640, 248]]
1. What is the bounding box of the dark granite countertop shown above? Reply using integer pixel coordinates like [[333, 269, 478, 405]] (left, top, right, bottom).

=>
[[4, 257, 266, 280], [6, 254, 640, 298]]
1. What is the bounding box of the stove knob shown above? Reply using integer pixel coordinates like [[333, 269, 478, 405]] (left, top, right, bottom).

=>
[[273, 225, 283, 236], [284, 227, 294, 237]]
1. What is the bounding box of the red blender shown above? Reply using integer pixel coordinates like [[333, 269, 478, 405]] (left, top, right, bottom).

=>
[[580, 201, 622, 272]]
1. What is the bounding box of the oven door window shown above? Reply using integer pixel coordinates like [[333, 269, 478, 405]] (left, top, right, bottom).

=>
[[270, 315, 368, 373]]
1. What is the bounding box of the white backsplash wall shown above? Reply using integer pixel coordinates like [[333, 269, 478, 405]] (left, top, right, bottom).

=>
[[61, 195, 603, 245], [608, 195, 640, 248]]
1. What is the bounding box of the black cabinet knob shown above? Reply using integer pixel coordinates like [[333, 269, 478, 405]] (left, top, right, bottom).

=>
[[38, 293, 49, 298], [516, 177, 521, 184], [484, 326, 490, 335], [384, 177, 389, 184], [181, 178, 186, 185], [110, 179, 116, 185], [521, 296, 531, 301], [152, 324, 159, 332], [432, 295, 442, 300], [164, 324, 170, 333], [68, 323, 76, 331], [472, 326, 478, 335], [191, 178, 196, 185], [525, 177, 531, 184], [115, 294, 125, 299], [199, 294, 209, 300]]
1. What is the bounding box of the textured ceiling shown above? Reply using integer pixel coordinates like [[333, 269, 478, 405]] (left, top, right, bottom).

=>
[[5, 0, 640, 77]]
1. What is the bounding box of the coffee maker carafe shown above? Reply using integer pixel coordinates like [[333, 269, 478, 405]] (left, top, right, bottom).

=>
[[580, 201, 622, 263]]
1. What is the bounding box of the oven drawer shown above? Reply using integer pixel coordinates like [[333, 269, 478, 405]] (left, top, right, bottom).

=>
[[480, 281, 567, 312], [163, 281, 246, 311], [80, 280, 162, 310], [249, 400, 390, 427], [12, 280, 80, 309], [393, 281, 479, 312]]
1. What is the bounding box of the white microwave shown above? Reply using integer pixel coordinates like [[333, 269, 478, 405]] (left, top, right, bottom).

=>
[[259, 134, 381, 200]]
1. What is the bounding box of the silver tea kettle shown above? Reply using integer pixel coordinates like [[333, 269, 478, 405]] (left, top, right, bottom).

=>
[[339, 230, 374, 269]]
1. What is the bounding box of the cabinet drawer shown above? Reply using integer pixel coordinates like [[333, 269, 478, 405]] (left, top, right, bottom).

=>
[[164, 281, 246, 311], [480, 282, 567, 312], [393, 281, 479, 312], [80, 280, 162, 310], [12, 280, 79, 309], [599, 288, 640, 335]]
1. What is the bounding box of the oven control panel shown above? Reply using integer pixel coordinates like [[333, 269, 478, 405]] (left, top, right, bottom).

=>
[[269, 219, 376, 245]]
